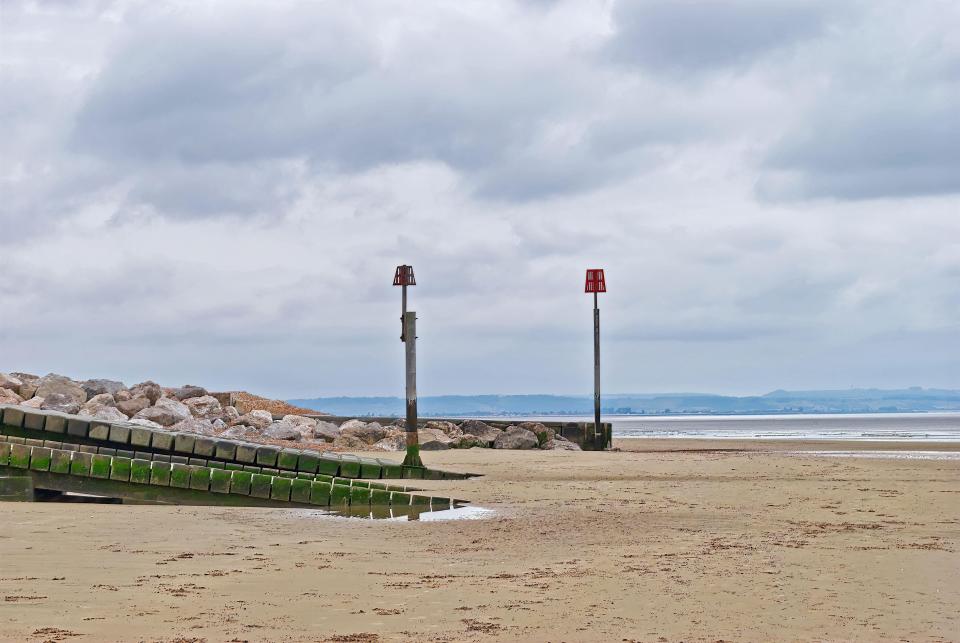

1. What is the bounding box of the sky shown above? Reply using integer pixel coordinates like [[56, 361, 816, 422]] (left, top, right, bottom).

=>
[[1, 0, 958, 399]]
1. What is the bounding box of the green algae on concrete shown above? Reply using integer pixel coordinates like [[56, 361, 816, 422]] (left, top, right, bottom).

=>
[[90, 454, 112, 479], [9, 444, 31, 469], [317, 453, 341, 476], [277, 449, 299, 470], [349, 485, 370, 506], [130, 459, 151, 484], [110, 457, 132, 482], [270, 476, 292, 501], [70, 451, 93, 477], [49, 449, 72, 475], [209, 468, 232, 494], [189, 466, 211, 491], [235, 443, 257, 463], [289, 478, 311, 503], [169, 463, 191, 488], [370, 488, 392, 505], [296, 451, 319, 473], [402, 466, 425, 479], [0, 442, 10, 466], [29, 447, 52, 472], [330, 482, 351, 507], [250, 473, 272, 498], [309, 480, 331, 506], [255, 446, 279, 467], [390, 491, 411, 506], [339, 455, 361, 478], [410, 493, 430, 507], [230, 470, 253, 495], [360, 462, 382, 479], [378, 460, 403, 478]]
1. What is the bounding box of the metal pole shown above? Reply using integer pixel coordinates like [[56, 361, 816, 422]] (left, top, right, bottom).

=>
[[593, 291, 601, 438], [402, 311, 422, 467], [401, 282, 407, 341]]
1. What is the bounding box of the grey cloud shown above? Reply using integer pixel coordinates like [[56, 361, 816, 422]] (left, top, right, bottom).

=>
[[605, 0, 830, 73]]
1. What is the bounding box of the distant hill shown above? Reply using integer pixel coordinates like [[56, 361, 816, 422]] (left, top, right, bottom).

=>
[[288, 388, 960, 417]]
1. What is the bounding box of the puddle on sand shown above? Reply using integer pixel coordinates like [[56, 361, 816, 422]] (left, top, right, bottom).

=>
[[291, 504, 496, 521], [785, 450, 960, 461]]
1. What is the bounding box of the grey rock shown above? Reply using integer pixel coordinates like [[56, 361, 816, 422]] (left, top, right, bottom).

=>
[[281, 415, 318, 439], [234, 410, 273, 430], [418, 427, 452, 451], [493, 425, 539, 450], [313, 421, 341, 442], [264, 421, 302, 441], [212, 418, 227, 430], [172, 384, 208, 401], [372, 434, 406, 451], [185, 395, 222, 420], [518, 421, 554, 445], [10, 372, 39, 399], [217, 425, 258, 440], [0, 373, 23, 393], [79, 406, 128, 422], [130, 381, 162, 404], [35, 374, 87, 404], [0, 387, 24, 405], [81, 379, 126, 399], [127, 418, 164, 429], [332, 434, 368, 450], [340, 420, 389, 444], [458, 420, 503, 446], [222, 406, 240, 422], [133, 405, 184, 427], [20, 396, 45, 409], [82, 393, 117, 411], [542, 438, 582, 451], [116, 397, 150, 418], [425, 420, 463, 439], [114, 390, 132, 402], [40, 392, 79, 414], [170, 417, 217, 436]]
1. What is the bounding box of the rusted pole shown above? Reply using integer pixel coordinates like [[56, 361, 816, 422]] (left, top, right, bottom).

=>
[[402, 310, 422, 467], [593, 291, 601, 439]]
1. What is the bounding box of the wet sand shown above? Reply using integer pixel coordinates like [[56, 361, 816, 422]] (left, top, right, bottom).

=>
[[2, 439, 958, 642]]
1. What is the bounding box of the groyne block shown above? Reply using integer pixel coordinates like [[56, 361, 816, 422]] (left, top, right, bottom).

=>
[[350, 485, 371, 506], [9, 444, 31, 469], [130, 459, 151, 484], [360, 462, 382, 479], [431, 497, 452, 510], [70, 452, 92, 477], [108, 424, 130, 445], [90, 454, 112, 479], [170, 455, 189, 465], [316, 454, 340, 476], [88, 421, 110, 441], [79, 445, 97, 454], [0, 442, 10, 466], [330, 483, 350, 507], [49, 449, 72, 474], [236, 443, 257, 464], [43, 440, 63, 450], [29, 447, 52, 472], [173, 433, 195, 455], [270, 476, 292, 501], [130, 427, 152, 448], [44, 413, 67, 434], [151, 431, 174, 452], [230, 470, 252, 495], [209, 468, 232, 494], [289, 478, 311, 503], [66, 418, 89, 438], [377, 460, 403, 478], [116, 449, 134, 460], [339, 455, 361, 478], [169, 463, 191, 488], [187, 457, 207, 467], [98, 447, 117, 457], [194, 438, 216, 458], [390, 491, 411, 506], [25, 438, 45, 448], [150, 461, 172, 486], [370, 488, 391, 505], [277, 470, 296, 479], [110, 457, 132, 482], [402, 466, 424, 479], [410, 493, 430, 507], [214, 440, 236, 461], [23, 410, 48, 431], [277, 449, 299, 470], [309, 481, 331, 506], [207, 461, 224, 469], [250, 473, 272, 498], [255, 446, 279, 467], [296, 451, 319, 473], [151, 453, 171, 463], [351, 480, 369, 488], [2, 407, 25, 428], [189, 466, 211, 491]]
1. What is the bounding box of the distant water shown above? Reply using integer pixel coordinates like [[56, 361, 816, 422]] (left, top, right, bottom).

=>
[[488, 412, 960, 442]]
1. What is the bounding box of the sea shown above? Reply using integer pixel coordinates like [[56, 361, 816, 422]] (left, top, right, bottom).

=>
[[488, 412, 960, 442]]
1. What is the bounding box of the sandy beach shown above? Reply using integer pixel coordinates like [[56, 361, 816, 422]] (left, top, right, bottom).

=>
[[2, 439, 958, 642]]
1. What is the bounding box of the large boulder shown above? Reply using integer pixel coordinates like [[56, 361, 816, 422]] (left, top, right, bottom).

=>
[[0, 373, 23, 393], [155, 397, 190, 419], [418, 427, 453, 451], [332, 434, 367, 450], [0, 387, 24, 405], [217, 425, 258, 440], [518, 422, 554, 446], [127, 418, 163, 429], [40, 392, 79, 414], [11, 373, 39, 399], [542, 437, 582, 451], [133, 404, 187, 427], [313, 420, 341, 443], [129, 381, 162, 404], [35, 374, 86, 405], [81, 379, 126, 399], [80, 406, 128, 422], [82, 393, 116, 410], [222, 406, 240, 422], [185, 395, 223, 420], [114, 389, 132, 402], [172, 384, 208, 401], [233, 410, 273, 430], [20, 396, 45, 409], [281, 415, 318, 439], [425, 420, 463, 439], [263, 420, 302, 441], [169, 417, 217, 436], [493, 425, 539, 450], [339, 420, 389, 444], [458, 420, 503, 446], [372, 434, 406, 451], [116, 397, 150, 418]]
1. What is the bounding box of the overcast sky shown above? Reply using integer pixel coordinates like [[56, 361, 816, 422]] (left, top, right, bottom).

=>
[[1, 0, 958, 398]]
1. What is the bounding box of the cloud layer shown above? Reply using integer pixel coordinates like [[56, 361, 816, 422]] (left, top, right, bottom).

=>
[[1, 0, 958, 397]]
